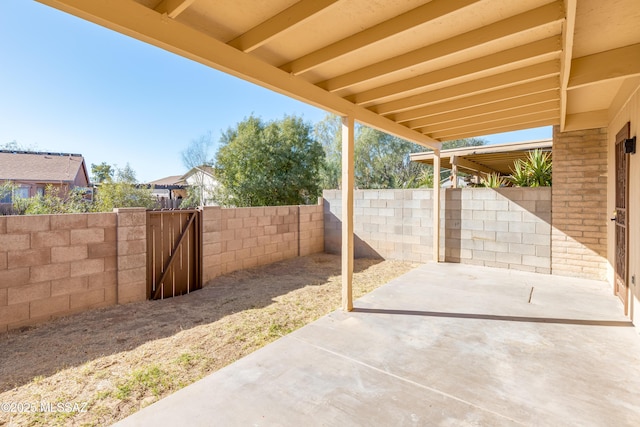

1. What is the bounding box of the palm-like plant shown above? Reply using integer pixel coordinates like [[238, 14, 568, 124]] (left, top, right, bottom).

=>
[[482, 172, 507, 188], [509, 149, 552, 187]]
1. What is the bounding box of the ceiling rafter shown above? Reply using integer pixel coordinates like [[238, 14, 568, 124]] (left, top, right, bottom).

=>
[[450, 156, 496, 175], [227, 0, 339, 53], [406, 91, 559, 129], [373, 60, 560, 115], [415, 100, 559, 134], [568, 43, 640, 90], [37, 0, 440, 149], [391, 77, 560, 123], [280, 0, 480, 75], [431, 114, 560, 141], [348, 36, 561, 106], [317, 1, 565, 92], [154, 0, 196, 19]]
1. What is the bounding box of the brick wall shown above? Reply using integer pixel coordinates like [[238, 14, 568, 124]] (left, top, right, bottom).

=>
[[0, 213, 117, 332], [324, 188, 551, 272], [202, 204, 324, 281], [552, 126, 608, 280]]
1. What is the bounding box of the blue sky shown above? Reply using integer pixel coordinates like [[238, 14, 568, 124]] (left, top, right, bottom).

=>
[[0, 1, 551, 183]]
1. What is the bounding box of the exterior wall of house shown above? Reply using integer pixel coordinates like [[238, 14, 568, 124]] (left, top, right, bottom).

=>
[[551, 126, 608, 281], [323, 188, 551, 273], [608, 83, 640, 326], [185, 171, 218, 206]]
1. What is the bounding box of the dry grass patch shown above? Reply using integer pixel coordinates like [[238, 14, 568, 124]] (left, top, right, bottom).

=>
[[0, 254, 417, 426]]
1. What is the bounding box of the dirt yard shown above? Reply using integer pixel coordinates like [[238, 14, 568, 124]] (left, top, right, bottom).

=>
[[0, 253, 417, 426]]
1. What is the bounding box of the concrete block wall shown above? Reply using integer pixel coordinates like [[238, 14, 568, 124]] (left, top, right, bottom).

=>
[[0, 213, 117, 332], [115, 208, 147, 304], [2, 204, 324, 331], [324, 188, 552, 272], [445, 188, 551, 274], [299, 205, 324, 256], [324, 190, 437, 262], [202, 204, 324, 280], [552, 126, 608, 280]]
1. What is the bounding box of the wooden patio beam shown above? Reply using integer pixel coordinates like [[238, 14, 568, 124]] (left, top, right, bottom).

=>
[[563, 110, 609, 132], [341, 116, 355, 312], [373, 60, 560, 115], [568, 43, 640, 90], [154, 0, 196, 19], [558, 0, 576, 131], [434, 117, 559, 141], [451, 156, 496, 175], [405, 91, 558, 129], [318, 1, 565, 92], [391, 78, 559, 123], [432, 150, 441, 263], [415, 100, 559, 134], [280, 0, 480, 75], [228, 0, 339, 53], [349, 36, 561, 106]]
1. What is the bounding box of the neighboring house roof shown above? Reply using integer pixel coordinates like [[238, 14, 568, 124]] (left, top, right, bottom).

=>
[[410, 139, 553, 176], [149, 175, 186, 186], [181, 165, 215, 181], [0, 150, 90, 184]]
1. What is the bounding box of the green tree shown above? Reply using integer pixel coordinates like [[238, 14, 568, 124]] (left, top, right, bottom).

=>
[[313, 113, 486, 189], [93, 165, 156, 211], [214, 115, 325, 206], [91, 162, 114, 183], [15, 185, 90, 215], [314, 114, 342, 189]]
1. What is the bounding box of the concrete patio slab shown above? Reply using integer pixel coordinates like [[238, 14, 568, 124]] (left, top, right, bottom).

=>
[[114, 263, 640, 426]]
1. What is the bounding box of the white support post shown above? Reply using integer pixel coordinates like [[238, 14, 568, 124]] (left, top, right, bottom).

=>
[[341, 116, 355, 311], [432, 149, 441, 263]]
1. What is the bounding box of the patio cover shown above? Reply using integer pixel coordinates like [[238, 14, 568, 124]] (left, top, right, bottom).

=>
[[410, 139, 553, 176], [35, 0, 640, 144]]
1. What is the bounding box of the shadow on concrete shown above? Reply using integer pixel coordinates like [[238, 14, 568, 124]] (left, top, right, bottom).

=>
[[352, 308, 633, 327]]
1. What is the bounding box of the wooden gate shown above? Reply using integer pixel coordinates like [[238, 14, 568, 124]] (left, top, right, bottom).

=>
[[147, 209, 202, 300], [614, 122, 630, 314]]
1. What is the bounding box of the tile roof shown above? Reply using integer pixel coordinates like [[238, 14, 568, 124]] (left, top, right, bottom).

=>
[[0, 150, 87, 183]]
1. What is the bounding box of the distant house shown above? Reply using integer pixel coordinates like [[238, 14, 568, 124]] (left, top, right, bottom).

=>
[[148, 175, 188, 208], [0, 150, 90, 204], [149, 165, 218, 207]]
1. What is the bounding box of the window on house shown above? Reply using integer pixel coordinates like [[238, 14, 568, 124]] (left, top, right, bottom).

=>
[[14, 186, 29, 199], [36, 187, 45, 197]]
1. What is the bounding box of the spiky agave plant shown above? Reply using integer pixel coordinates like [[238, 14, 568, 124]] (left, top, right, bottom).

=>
[[509, 149, 552, 187], [482, 172, 507, 188]]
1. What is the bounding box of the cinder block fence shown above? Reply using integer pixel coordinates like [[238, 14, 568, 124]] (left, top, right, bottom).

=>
[[0, 204, 324, 332]]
